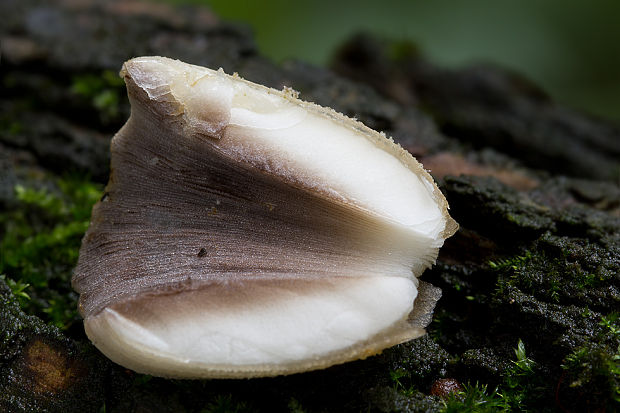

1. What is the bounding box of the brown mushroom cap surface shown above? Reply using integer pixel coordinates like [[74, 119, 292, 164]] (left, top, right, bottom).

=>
[[72, 57, 457, 378]]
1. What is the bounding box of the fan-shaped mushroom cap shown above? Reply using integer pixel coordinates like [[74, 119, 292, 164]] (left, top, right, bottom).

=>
[[72, 57, 457, 378]]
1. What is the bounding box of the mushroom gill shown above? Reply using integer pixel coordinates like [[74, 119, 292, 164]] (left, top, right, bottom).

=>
[[72, 57, 458, 378]]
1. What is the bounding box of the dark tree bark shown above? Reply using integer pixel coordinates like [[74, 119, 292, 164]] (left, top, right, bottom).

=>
[[1, 1, 618, 412]]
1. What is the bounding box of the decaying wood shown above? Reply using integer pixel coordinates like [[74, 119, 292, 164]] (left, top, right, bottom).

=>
[[1, 1, 618, 412]]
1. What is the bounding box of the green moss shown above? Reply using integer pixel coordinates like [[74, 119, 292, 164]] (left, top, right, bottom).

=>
[[501, 339, 544, 410], [490, 235, 618, 308], [0, 118, 23, 135], [441, 383, 509, 412], [488, 251, 532, 271], [438, 175, 618, 411], [441, 340, 547, 412], [132, 374, 153, 387], [0, 177, 102, 329], [562, 343, 620, 409], [0, 274, 31, 307], [599, 312, 620, 340], [287, 398, 307, 413], [389, 368, 417, 397], [548, 279, 561, 303], [200, 395, 253, 413], [576, 272, 603, 288], [490, 251, 533, 297], [71, 70, 125, 123], [558, 312, 619, 410]]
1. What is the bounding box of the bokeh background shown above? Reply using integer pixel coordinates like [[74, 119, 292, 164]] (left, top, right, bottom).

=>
[[159, 0, 620, 122]]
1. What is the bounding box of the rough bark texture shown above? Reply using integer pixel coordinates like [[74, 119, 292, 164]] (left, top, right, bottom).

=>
[[1, 1, 619, 412]]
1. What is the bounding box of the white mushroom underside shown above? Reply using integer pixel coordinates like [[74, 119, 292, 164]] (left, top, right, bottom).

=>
[[86, 277, 417, 377], [74, 57, 457, 378], [147, 56, 445, 236]]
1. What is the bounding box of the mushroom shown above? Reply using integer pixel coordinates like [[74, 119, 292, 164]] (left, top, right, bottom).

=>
[[72, 57, 458, 378]]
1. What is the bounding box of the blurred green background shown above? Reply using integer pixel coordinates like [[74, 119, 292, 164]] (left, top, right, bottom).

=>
[[159, 0, 620, 122]]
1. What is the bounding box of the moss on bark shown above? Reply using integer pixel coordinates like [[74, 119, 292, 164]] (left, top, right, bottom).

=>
[[1, 1, 618, 411]]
